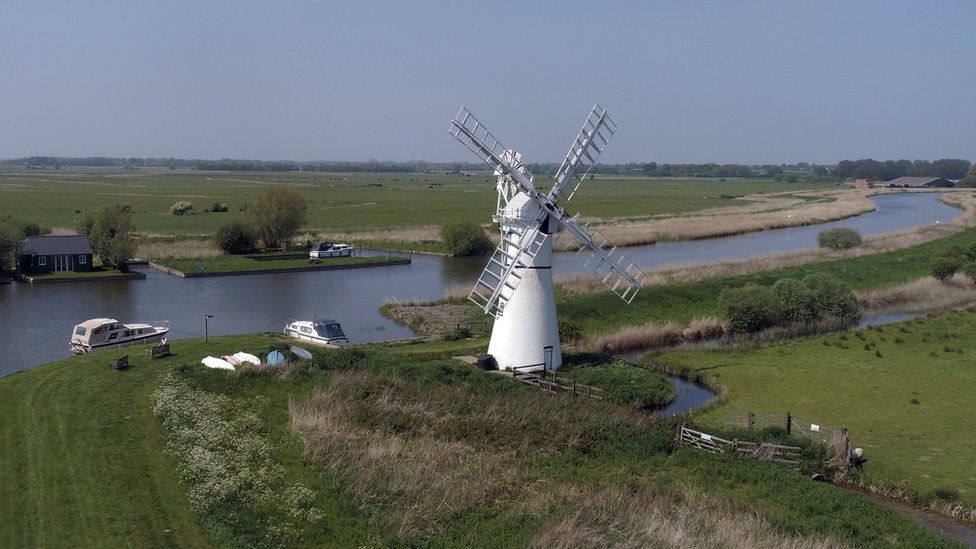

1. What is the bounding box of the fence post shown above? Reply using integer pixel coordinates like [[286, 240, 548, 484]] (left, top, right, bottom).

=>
[[747, 411, 755, 429], [572, 379, 577, 397], [786, 412, 792, 434]]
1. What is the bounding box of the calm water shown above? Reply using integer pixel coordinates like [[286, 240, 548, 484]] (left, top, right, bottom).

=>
[[0, 193, 958, 376]]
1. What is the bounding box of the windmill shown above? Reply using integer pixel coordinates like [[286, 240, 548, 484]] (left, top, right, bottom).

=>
[[449, 104, 647, 372]]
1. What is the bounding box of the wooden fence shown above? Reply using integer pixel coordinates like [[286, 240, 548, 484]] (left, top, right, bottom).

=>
[[512, 366, 604, 400], [678, 425, 802, 467]]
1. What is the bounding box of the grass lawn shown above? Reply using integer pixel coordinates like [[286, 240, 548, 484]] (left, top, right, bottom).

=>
[[0, 333, 286, 548], [559, 353, 677, 409], [0, 172, 833, 234], [0, 335, 958, 547], [650, 309, 976, 506], [152, 253, 404, 275], [21, 267, 143, 280], [557, 225, 976, 334]]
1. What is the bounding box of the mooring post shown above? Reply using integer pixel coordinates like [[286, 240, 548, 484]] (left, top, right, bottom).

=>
[[747, 411, 755, 429], [786, 412, 792, 434]]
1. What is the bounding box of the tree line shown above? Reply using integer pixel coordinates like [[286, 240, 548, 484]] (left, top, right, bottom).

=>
[[2, 156, 972, 180]]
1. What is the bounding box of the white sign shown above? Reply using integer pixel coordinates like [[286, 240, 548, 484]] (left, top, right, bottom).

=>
[[811, 424, 821, 432]]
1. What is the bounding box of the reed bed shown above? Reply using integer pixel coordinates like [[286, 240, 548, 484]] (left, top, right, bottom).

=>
[[289, 369, 648, 540], [136, 238, 222, 259], [531, 486, 840, 549], [857, 274, 976, 316]]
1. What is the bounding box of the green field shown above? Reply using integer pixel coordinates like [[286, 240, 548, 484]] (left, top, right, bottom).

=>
[[152, 253, 404, 275], [652, 309, 976, 507], [0, 336, 955, 547], [0, 171, 833, 235]]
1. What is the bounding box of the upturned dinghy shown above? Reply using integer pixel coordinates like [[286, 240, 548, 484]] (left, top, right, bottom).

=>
[[201, 356, 235, 370]]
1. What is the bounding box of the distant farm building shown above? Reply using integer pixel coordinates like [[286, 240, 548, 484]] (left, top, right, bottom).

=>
[[18, 235, 93, 275], [883, 176, 954, 188]]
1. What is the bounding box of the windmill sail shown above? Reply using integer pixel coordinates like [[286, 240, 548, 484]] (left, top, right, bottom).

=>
[[450, 104, 645, 316], [549, 104, 617, 204]]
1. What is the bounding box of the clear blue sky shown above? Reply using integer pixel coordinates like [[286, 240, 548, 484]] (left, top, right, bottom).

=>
[[1, 1, 973, 164]]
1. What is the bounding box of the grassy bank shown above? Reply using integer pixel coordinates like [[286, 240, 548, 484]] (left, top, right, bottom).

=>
[[17, 268, 146, 282], [0, 336, 958, 547], [650, 309, 976, 509], [151, 254, 405, 276]]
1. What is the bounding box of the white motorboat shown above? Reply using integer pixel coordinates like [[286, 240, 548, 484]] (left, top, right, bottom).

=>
[[309, 242, 354, 259], [70, 318, 170, 354], [283, 318, 348, 347]]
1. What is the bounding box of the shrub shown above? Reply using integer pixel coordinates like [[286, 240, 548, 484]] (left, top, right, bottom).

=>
[[170, 201, 193, 215], [930, 247, 966, 280], [962, 261, 976, 282], [211, 201, 229, 212], [442, 326, 472, 341], [214, 221, 257, 254], [440, 221, 493, 256], [719, 284, 781, 333], [817, 228, 862, 250], [772, 278, 815, 322], [558, 318, 583, 343], [803, 273, 860, 324]]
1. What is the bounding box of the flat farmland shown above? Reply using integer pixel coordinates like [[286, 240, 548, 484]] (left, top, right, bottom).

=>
[[0, 171, 833, 235]]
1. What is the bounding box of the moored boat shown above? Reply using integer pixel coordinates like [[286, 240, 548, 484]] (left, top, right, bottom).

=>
[[70, 318, 170, 354], [283, 318, 348, 347], [309, 242, 354, 259]]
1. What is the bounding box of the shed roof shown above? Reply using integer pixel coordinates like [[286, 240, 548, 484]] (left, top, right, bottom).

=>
[[22, 235, 93, 255], [884, 176, 946, 187]]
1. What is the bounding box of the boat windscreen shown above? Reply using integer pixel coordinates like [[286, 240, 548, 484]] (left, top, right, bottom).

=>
[[315, 322, 345, 339]]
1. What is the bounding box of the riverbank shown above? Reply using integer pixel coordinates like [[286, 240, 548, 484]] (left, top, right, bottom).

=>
[[0, 335, 955, 547], [148, 255, 410, 277], [15, 270, 147, 283]]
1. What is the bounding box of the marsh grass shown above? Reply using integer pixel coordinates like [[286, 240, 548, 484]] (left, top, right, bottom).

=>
[[857, 274, 976, 316], [531, 486, 840, 549]]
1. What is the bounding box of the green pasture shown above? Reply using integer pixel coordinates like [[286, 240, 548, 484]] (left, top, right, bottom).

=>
[[0, 171, 833, 235], [0, 335, 954, 547], [652, 309, 976, 506], [151, 253, 401, 275]]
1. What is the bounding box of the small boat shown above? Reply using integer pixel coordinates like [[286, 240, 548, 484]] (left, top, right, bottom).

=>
[[309, 242, 354, 259], [290, 346, 313, 360], [284, 318, 349, 347], [267, 350, 286, 365], [70, 318, 170, 354], [201, 356, 235, 370], [232, 352, 262, 366]]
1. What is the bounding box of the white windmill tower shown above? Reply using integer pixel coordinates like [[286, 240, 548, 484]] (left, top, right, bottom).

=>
[[449, 104, 647, 372]]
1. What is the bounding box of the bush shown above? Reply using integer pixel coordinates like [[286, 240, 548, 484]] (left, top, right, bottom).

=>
[[210, 201, 229, 213], [962, 261, 976, 282], [930, 247, 966, 280], [215, 221, 257, 254], [442, 326, 472, 341], [440, 221, 493, 256], [773, 278, 815, 322], [719, 284, 781, 333], [803, 273, 860, 323], [558, 319, 583, 343], [817, 228, 861, 250], [170, 201, 193, 216]]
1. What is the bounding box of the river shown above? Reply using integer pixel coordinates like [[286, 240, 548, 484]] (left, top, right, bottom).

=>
[[0, 193, 958, 376]]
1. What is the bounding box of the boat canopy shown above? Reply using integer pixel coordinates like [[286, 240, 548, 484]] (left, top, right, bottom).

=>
[[314, 319, 345, 339]]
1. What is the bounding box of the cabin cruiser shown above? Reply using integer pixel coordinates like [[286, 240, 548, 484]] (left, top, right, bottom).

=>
[[70, 318, 170, 354], [309, 242, 354, 259], [283, 319, 348, 347]]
